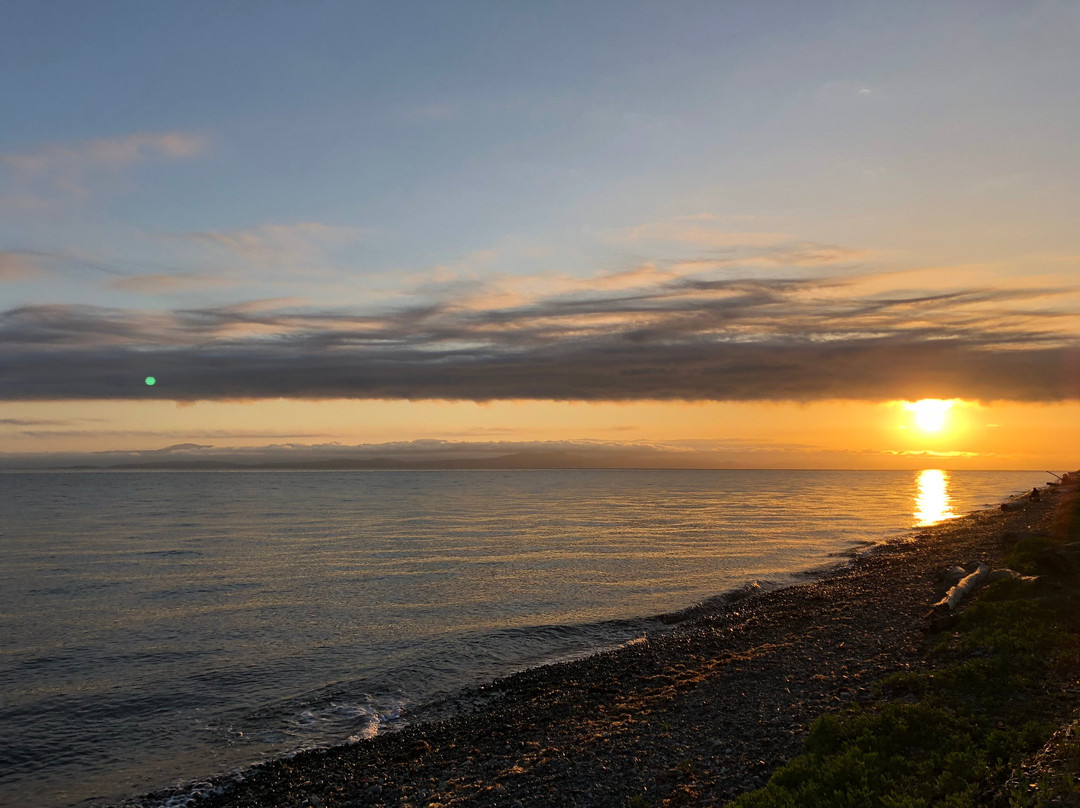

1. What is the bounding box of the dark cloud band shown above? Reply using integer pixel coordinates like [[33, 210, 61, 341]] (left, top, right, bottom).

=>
[[2, 336, 1078, 402], [2, 274, 1078, 402]]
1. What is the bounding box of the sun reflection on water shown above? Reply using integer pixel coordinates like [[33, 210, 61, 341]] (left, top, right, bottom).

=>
[[914, 469, 957, 527]]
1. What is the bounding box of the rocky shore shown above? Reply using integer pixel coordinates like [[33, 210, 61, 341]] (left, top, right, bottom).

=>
[[128, 489, 1059, 808]]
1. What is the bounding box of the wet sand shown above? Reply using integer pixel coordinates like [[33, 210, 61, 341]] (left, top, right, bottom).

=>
[[126, 490, 1058, 808]]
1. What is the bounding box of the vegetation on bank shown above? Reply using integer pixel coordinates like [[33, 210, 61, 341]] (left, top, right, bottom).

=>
[[729, 490, 1080, 808]]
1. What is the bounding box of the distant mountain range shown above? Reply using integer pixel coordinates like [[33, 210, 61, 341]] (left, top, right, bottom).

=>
[[75, 450, 606, 471]]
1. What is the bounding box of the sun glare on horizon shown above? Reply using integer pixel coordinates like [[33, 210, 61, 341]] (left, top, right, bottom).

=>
[[905, 399, 956, 433]]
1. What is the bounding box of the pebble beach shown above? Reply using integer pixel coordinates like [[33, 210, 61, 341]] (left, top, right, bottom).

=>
[[117, 484, 1064, 808]]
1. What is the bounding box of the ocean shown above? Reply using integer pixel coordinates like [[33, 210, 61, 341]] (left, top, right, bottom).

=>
[[0, 469, 1044, 807]]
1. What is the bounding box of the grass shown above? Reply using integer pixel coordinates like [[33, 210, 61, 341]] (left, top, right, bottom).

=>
[[729, 489, 1080, 808]]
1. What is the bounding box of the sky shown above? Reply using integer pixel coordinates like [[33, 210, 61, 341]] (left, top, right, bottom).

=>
[[2, 1, 1079, 469]]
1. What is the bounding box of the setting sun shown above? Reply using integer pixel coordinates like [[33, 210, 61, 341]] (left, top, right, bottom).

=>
[[906, 399, 956, 432]]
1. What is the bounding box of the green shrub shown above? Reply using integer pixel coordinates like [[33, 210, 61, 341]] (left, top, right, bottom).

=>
[[731, 525, 1080, 808]]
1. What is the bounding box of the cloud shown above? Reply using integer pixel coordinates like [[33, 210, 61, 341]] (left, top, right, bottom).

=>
[[176, 222, 366, 270], [108, 272, 235, 294], [0, 436, 1014, 470], [100, 222, 363, 294], [0, 437, 825, 470], [13, 430, 332, 440], [2, 131, 207, 204], [1, 263, 1078, 403], [3, 131, 206, 174], [0, 251, 44, 281], [0, 418, 73, 426], [603, 217, 871, 265], [609, 219, 788, 249], [888, 450, 986, 458]]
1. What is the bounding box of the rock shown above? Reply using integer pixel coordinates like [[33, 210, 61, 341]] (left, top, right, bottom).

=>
[[941, 566, 967, 584], [985, 568, 1038, 584]]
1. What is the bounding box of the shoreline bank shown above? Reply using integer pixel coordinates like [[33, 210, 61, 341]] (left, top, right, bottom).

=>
[[115, 486, 1064, 808]]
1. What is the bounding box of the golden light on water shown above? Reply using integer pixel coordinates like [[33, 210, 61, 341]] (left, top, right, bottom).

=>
[[905, 399, 956, 432], [914, 468, 957, 527]]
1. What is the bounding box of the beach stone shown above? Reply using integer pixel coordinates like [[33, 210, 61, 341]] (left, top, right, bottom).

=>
[[125, 495, 1061, 808]]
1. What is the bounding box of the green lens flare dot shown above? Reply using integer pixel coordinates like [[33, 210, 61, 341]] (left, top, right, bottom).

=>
[[145, 376, 157, 386]]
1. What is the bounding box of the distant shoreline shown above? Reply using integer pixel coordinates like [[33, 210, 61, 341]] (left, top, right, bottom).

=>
[[3, 463, 1051, 471], [116, 482, 1063, 808]]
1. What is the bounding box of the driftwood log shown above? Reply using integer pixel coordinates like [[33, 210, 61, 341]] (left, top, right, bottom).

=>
[[926, 563, 1038, 632], [935, 563, 990, 612]]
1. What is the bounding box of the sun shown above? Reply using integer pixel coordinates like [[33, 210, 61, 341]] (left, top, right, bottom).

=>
[[905, 399, 955, 432]]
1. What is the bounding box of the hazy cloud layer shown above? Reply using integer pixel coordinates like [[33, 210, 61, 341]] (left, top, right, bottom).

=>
[[108, 272, 234, 294], [169, 222, 368, 277], [1, 269, 1078, 402], [7, 429, 333, 440], [0, 436, 1008, 470], [3, 132, 205, 174], [2, 130, 207, 207], [0, 418, 73, 426], [0, 251, 43, 281], [0, 437, 826, 470]]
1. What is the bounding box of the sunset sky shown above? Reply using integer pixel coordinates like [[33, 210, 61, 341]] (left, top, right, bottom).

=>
[[2, 1, 1079, 469]]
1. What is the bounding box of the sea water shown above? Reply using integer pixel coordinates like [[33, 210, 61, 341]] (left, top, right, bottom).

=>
[[0, 469, 1044, 807]]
